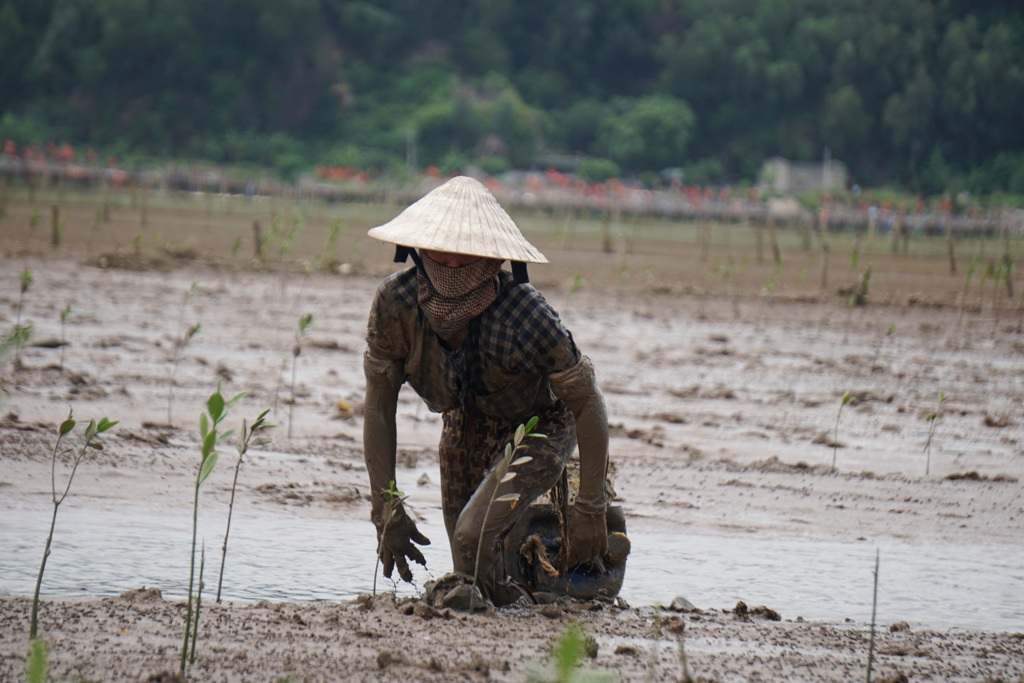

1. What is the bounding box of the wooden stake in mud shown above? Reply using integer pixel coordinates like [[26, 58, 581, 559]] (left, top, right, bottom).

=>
[[820, 243, 830, 292], [767, 215, 782, 266], [602, 211, 613, 254], [1002, 221, 1015, 300], [755, 218, 764, 264], [51, 205, 60, 248], [946, 218, 957, 275], [140, 186, 148, 230], [252, 220, 263, 260], [699, 216, 710, 263], [902, 214, 910, 255]]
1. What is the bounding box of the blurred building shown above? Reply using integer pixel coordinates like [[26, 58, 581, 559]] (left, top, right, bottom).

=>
[[759, 156, 848, 194]]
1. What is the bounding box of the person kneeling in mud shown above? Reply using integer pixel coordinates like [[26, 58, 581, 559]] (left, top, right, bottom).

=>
[[362, 176, 625, 608]]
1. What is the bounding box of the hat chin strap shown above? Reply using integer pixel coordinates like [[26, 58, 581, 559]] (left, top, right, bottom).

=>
[[393, 245, 530, 284]]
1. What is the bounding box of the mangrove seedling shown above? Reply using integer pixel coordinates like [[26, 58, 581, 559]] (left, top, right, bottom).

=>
[[30, 410, 118, 639], [322, 217, 343, 271], [530, 623, 611, 683], [167, 323, 201, 426], [923, 393, 948, 476], [374, 480, 407, 596], [872, 324, 897, 366], [850, 266, 871, 307], [866, 548, 880, 683], [58, 305, 71, 371], [181, 387, 243, 674], [288, 313, 313, 438], [471, 416, 545, 611], [14, 268, 32, 371], [1, 324, 31, 394], [958, 255, 981, 325], [166, 282, 202, 425], [216, 408, 272, 603], [833, 391, 852, 469]]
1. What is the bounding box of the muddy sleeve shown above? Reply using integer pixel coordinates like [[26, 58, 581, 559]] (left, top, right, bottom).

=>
[[548, 355, 609, 508], [363, 286, 408, 522], [363, 350, 404, 523]]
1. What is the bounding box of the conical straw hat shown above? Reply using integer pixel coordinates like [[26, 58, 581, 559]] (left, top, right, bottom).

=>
[[368, 176, 548, 264]]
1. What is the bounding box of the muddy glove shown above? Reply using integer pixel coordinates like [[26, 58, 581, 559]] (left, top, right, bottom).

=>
[[374, 503, 430, 583], [567, 496, 609, 571]]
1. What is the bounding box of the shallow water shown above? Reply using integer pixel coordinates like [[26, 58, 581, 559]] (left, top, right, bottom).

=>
[[1, 501, 1021, 632]]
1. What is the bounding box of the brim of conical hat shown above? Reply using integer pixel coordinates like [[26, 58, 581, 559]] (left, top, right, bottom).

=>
[[367, 176, 548, 264]]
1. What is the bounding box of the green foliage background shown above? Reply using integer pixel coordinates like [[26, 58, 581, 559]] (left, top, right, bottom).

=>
[[1, 0, 1022, 192]]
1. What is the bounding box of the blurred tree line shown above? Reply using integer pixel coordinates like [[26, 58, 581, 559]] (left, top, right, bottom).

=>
[[1, 0, 1022, 194]]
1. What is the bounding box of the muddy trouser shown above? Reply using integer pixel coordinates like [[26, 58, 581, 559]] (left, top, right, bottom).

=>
[[439, 401, 575, 605]]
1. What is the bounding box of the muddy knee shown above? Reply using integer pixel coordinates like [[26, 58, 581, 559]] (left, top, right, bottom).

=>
[[452, 516, 483, 573]]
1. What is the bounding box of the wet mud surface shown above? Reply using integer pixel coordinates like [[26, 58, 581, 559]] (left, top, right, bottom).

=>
[[1, 193, 1023, 680]]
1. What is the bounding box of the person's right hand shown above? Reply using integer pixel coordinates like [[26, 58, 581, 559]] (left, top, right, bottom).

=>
[[375, 506, 431, 583]]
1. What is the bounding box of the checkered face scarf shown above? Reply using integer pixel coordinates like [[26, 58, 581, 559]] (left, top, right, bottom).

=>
[[418, 252, 504, 342]]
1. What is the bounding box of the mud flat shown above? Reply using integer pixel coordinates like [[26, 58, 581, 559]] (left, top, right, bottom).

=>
[[1, 190, 1022, 680]]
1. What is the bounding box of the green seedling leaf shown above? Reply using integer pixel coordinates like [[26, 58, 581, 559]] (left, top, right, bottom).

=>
[[59, 418, 76, 437], [199, 452, 218, 484], [494, 493, 521, 503], [504, 443, 513, 459], [96, 418, 117, 433], [207, 392, 226, 424], [218, 429, 236, 443], [528, 433, 548, 439], [226, 392, 247, 408], [514, 424, 525, 446], [553, 626, 585, 681], [500, 472, 517, 483], [202, 431, 217, 459], [87, 442, 103, 450], [841, 391, 852, 407], [510, 456, 533, 467], [199, 413, 209, 440]]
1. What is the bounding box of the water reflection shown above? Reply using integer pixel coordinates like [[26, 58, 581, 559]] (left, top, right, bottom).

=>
[[1, 502, 1020, 632]]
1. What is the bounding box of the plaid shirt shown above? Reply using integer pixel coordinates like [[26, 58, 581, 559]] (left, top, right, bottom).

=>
[[366, 267, 581, 421]]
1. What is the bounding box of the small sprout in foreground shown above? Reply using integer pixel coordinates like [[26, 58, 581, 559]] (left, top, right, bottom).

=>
[[30, 410, 117, 639], [288, 313, 313, 438], [182, 387, 243, 674], [833, 391, 852, 469], [471, 416, 545, 611], [216, 408, 273, 603], [923, 393, 948, 476]]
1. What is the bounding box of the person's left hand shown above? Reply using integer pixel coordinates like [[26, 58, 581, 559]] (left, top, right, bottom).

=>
[[566, 503, 608, 571]]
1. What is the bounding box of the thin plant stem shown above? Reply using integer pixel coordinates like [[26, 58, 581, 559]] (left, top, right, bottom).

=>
[[833, 391, 851, 469], [866, 548, 880, 683], [30, 499, 60, 640], [470, 482, 501, 613], [217, 461, 242, 604], [180, 476, 201, 673], [190, 546, 205, 664], [289, 356, 297, 438]]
